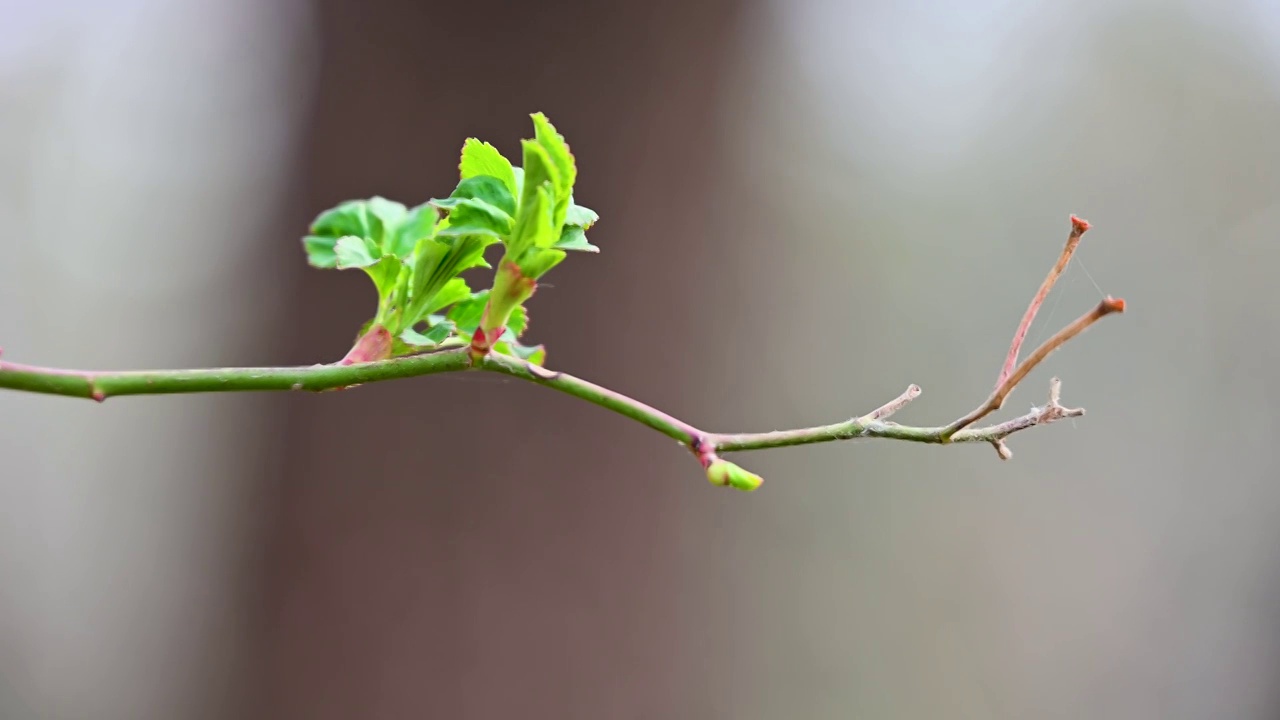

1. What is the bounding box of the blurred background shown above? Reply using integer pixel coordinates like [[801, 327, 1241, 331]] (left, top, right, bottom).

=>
[[2, 0, 1278, 717]]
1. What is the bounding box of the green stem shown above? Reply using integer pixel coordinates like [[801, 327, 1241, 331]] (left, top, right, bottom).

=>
[[478, 352, 700, 444], [0, 348, 1069, 458], [472, 259, 536, 359], [0, 349, 472, 399]]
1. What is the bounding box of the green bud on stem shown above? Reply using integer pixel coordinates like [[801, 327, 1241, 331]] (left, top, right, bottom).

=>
[[705, 459, 764, 492]]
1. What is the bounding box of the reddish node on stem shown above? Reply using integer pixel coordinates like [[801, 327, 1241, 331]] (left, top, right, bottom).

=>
[[1070, 215, 1091, 234], [469, 325, 504, 360], [690, 436, 717, 468], [340, 325, 393, 365], [91, 388, 105, 403]]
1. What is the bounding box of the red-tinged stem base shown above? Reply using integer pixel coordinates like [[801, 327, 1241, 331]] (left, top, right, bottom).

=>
[[341, 325, 393, 365], [471, 260, 537, 360]]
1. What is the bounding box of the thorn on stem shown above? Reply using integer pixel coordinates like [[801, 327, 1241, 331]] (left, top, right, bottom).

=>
[[525, 362, 560, 381]]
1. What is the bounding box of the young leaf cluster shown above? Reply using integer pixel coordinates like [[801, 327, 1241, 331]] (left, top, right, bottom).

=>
[[302, 113, 599, 363]]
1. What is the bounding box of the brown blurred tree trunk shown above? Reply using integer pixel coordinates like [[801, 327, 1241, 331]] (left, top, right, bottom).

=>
[[253, 0, 749, 717]]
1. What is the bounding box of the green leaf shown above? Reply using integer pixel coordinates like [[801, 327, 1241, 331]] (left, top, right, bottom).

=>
[[367, 197, 408, 251], [306, 197, 417, 261], [494, 340, 547, 366], [334, 236, 379, 268], [518, 141, 560, 235], [389, 203, 437, 259], [433, 198, 513, 238], [408, 240, 455, 304], [424, 320, 457, 344], [565, 200, 599, 229], [530, 113, 575, 227], [515, 247, 566, 279], [438, 176, 517, 217], [310, 200, 372, 239], [305, 200, 379, 268], [522, 345, 547, 366], [423, 277, 472, 316], [447, 235, 498, 277], [554, 225, 599, 253], [364, 212, 387, 252], [385, 261, 412, 316], [303, 235, 338, 268], [531, 113, 574, 185], [400, 320, 456, 348], [460, 138, 517, 197], [445, 264, 533, 347], [511, 166, 524, 197], [335, 235, 404, 307], [447, 291, 489, 333], [368, 259, 403, 303], [508, 182, 557, 258], [406, 236, 496, 324]]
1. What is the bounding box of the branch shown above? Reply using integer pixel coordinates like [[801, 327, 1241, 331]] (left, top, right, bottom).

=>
[[0, 348, 471, 400], [901, 215, 1111, 442], [996, 215, 1091, 388], [939, 295, 1125, 440], [0, 216, 1125, 491]]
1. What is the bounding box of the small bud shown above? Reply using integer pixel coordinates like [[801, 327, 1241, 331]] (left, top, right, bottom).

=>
[[705, 459, 763, 492]]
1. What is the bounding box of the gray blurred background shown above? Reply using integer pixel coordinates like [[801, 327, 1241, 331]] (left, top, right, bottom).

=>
[[1, 0, 1277, 717]]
